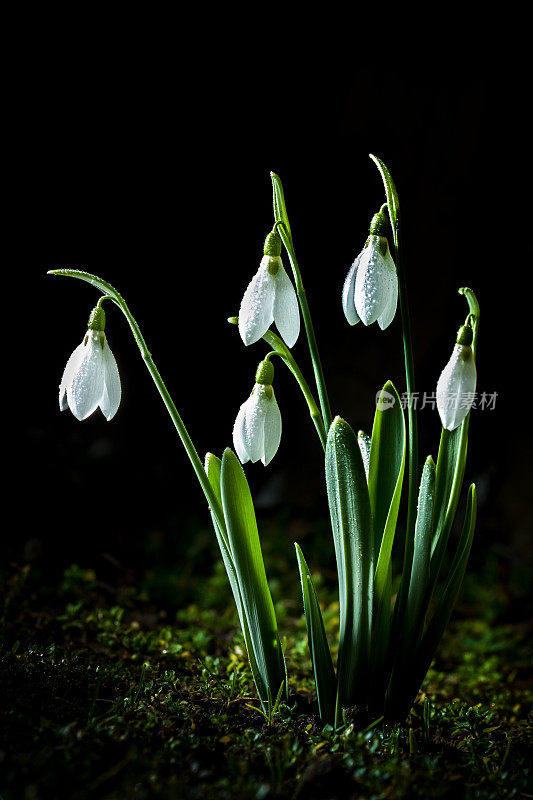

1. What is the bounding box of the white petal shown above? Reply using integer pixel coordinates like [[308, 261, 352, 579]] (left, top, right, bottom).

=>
[[273, 264, 300, 347], [354, 239, 390, 326], [59, 341, 85, 411], [341, 254, 361, 326], [377, 249, 398, 330], [66, 331, 105, 420], [232, 404, 250, 463], [100, 338, 121, 420], [261, 388, 282, 466], [238, 259, 275, 346], [436, 344, 477, 430], [241, 389, 265, 462]]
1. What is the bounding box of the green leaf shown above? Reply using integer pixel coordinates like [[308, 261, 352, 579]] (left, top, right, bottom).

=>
[[386, 484, 477, 720], [431, 422, 469, 580], [205, 454, 268, 705], [295, 544, 337, 723], [325, 416, 373, 712], [422, 483, 477, 660], [369, 381, 406, 581], [220, 448, 286, 708], [366, 382, 405, 703], [404, 456, 436, 651]]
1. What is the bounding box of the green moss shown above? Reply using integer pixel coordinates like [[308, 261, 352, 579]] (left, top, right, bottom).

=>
[[1, 560, 531, 800]]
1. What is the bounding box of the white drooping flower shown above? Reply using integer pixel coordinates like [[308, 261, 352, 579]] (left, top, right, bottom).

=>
[[238, 231, 300, 348], [232, 360, 282, 466], [59, 305, 121, 421], [342, 234, 398, 330], [436, 326, 477, 431]]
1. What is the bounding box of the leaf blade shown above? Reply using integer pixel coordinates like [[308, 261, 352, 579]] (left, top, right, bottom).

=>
[[325, 416, 373, 712], [220, 448, 286, 707], [370, 381, 406, 587], [295, 543, 337, 723], [404, 456, 436, 652], [205, 453, 268, 704]]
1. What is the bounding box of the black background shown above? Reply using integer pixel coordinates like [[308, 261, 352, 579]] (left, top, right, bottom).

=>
[[11, 54, 532, 608]]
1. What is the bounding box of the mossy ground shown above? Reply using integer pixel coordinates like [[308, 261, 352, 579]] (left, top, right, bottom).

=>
[[1, 536, 532, 800]]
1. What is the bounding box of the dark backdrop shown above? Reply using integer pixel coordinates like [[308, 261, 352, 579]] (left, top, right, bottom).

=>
[[12, 63, 532, 613]]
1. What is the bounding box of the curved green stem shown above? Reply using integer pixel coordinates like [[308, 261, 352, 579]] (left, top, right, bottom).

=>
[[368, 156, 419, 626], [392, 220, 419, 620], [49, 269, 228, 543], [123, 304, 228, 533], [274, 221, 333, 433], [459, 287, 480, 358], [261, 329, 327, 449]]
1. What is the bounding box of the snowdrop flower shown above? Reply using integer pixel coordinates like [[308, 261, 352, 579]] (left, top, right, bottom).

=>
[[436, 324, 477, 431], [233, 359, 282, 466], [342, 214, 398, 329], [59, 304, 121, 421], [238, 229, 300, 348]]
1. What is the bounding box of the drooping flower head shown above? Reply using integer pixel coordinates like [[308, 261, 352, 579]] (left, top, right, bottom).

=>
[[232, 359, 282, 466], [342, 211, 398, 330], [238, 229, 300, 348], [436, 323, 477, 431], [59, 304, 121, 421]]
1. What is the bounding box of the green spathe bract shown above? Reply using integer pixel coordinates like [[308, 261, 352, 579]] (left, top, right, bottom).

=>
[[49, 156, 480, 728]]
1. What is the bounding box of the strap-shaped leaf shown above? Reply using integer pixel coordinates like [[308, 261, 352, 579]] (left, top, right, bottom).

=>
[[421, 483, 477, 662], [369, 382, 406, 588], [325, 416, 373, 712], [295, 544, 337, 723], [220, 448, 286, 707], [205, 454, 267, 703], [430, 422, 469, 581], [404, 457, 436, 651], [386, 484, 477, 719], [366, 383, 405, 702]]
